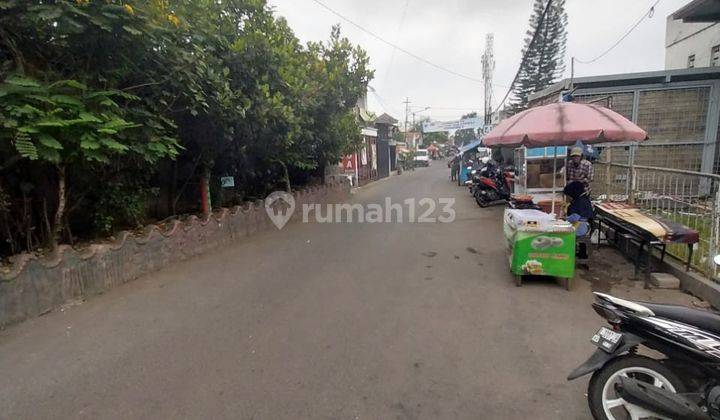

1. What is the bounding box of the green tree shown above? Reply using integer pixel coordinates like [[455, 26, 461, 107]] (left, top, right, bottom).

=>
[[0, 0, 373, 256], [510, 0, 567, 113], [304, 26, 373, 180], [0, 1, 182, 247], [421, 132, 448, 147]]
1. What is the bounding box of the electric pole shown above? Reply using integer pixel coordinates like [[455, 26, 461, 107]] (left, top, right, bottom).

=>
[[481, 33, 495, 125], [403, 97, 410, 148]]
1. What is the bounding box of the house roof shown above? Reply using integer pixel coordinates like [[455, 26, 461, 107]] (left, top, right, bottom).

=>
[[672, 0, 720, 22], [375, 113, 399, 125], [357, 107, 376, 123], [528, 67, 720, 102]]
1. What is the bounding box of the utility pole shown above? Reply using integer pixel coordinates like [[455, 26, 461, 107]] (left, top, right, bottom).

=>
[[481, 33, 495, 125], [403, 97, 411, 148], [411, 106, 430, 148]]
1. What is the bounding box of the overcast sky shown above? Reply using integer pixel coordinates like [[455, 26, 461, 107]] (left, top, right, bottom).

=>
[[267, 0, 689, 122]]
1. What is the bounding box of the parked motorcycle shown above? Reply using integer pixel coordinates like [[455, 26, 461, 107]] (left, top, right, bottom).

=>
[[568, 291, 720, 420], [473, 159, 514, 207]]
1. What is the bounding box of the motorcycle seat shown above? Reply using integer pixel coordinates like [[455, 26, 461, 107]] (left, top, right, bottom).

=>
[[640, 301, 720, 335]]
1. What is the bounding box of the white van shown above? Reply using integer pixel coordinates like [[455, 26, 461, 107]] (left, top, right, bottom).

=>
[[414, 149, 430, 167]]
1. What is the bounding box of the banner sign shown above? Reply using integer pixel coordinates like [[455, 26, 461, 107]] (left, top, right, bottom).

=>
[[422, 117, 484, 133]]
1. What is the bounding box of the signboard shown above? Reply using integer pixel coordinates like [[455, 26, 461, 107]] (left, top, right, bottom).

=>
[[341, 154, 357, 171], [220, 176, 235, 188], [508, 231, 576, 278], [422, 117, 484, 133]]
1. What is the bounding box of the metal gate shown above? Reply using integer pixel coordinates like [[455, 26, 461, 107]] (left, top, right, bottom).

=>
[[377, 139, 390, 178]]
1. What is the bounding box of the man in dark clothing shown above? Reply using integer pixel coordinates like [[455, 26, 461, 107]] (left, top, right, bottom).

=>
[[564, 181, 594, 259], [563, 181, 594, 221]]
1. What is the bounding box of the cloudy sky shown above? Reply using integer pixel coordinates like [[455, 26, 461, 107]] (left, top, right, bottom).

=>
[[267, 0, 689, 122]]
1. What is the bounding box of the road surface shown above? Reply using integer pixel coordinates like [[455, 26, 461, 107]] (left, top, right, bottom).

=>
[[0, 162, 697, 419]]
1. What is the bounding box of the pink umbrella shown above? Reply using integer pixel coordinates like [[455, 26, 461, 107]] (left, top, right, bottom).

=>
[[484, 102, 647, 147], [484, 102, 647, 216]]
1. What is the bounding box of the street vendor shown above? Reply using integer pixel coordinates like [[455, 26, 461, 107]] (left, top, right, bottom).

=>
[[563, 181, 594, 223], [563, 181, 594, 258], [566, 147, 593, 191]]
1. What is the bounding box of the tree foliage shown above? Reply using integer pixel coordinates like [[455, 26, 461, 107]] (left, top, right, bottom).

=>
[[509, 0, 567, 113], [0, 0, 373, 255], [413, 117, 447, 147], [422, 132, 448, 147]]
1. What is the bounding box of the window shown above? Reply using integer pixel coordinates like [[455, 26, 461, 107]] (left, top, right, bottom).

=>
[[688, 54, 696, 68], [712, 45, 720, 67]]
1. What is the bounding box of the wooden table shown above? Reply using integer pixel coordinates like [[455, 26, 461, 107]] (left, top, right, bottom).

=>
[[594, 202, 699, 285]]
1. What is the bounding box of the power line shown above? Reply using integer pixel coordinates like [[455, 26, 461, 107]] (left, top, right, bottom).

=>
[[308, 0, 491, 85], [368, 87, 403, 115], [369, 86, 481, 115], [493, 0, 555, 114], [575, 0, 660, 64], [372, 92, 478, 111], [382, 0, 410, 86]]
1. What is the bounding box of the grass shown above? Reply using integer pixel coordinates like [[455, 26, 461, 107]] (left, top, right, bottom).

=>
[[640, 205, 713, 275]]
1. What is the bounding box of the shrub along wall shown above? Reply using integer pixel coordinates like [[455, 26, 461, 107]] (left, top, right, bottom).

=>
[[0, 180, 350, 327]]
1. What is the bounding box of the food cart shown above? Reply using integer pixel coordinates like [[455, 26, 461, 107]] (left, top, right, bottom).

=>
[[503, 209, 576, 289], [512, 146, 567, 214], [484, 102, 648, 289]]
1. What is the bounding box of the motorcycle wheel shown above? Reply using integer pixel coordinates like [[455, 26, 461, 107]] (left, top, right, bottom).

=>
[[587, 355, 685, 420], [475, 192, 488, 208]]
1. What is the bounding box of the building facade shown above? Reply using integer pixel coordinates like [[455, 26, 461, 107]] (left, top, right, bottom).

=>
[[665, 0, 720, 69], [528, 68, 720, 174]]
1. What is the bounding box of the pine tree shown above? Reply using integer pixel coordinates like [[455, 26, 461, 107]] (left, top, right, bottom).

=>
[[509, 0, 567, 114]]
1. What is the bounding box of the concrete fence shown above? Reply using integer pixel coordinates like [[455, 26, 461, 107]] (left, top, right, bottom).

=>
[[0, 180, 351, 328]]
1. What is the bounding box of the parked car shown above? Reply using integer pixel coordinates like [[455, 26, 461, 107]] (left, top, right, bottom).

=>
[[414, 149, 430, 167]]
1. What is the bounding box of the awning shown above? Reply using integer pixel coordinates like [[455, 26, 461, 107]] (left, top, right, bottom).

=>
[[361, 127, 377, 137], [456, 139, 482, 155]]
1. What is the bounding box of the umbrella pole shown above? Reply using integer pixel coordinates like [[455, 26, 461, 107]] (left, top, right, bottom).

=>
[[552, 146, 557, 217]]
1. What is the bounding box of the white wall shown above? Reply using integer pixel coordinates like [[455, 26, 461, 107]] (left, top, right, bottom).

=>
[[665, 16, 720, 69]]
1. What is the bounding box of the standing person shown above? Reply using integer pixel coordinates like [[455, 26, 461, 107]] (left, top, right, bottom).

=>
[[449, 156, 459, 181], [566, 147, 593, 192]]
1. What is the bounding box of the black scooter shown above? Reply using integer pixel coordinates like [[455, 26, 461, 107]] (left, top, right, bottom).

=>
[[568, 292, 720, 420]]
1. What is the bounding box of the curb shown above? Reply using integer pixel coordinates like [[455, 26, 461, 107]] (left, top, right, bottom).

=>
[[662, 258, 720, 310]]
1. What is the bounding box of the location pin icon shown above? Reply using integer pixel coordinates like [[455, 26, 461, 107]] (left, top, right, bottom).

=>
[[265, 191, 296, 230]]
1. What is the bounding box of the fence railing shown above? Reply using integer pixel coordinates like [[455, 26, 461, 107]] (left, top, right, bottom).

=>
[[591, 161, 720, 279]]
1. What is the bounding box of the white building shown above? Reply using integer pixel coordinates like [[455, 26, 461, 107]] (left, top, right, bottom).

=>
[[665, 0, 720, 69]]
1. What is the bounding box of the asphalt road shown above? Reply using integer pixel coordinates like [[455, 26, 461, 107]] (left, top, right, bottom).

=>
[[0, 162, 698, 419]]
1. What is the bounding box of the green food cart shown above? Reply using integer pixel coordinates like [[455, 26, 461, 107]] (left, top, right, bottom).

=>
[[503, 208, 576, 289]]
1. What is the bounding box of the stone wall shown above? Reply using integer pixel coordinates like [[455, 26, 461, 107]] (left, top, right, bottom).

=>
[[0, 180, 350, 328]]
